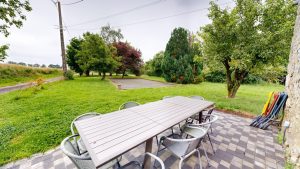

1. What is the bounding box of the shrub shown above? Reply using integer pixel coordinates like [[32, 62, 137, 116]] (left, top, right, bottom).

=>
[[242, 74, 263, 84], [204, 70, 226, 83], [64, 70, 74, 80]]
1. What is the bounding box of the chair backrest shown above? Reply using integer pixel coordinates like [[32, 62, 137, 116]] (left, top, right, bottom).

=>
[[119, 101, 140, 110], [60, 135, 95, 169], [71, 112, 101, 135], [189, 95, 205, 100], [202, 114, 218, 125], [163, 133, 204, 158]]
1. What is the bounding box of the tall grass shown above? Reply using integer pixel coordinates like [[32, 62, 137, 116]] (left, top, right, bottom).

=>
[[0, 64, 62, 87]]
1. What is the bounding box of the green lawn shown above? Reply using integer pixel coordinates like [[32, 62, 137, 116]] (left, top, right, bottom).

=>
[[0, 77, 283, 165]]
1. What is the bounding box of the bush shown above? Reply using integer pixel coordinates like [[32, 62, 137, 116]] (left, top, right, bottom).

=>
[[64, 70, 74, 80], [242, 74, 263, 84], [204, 70, 226, 83]]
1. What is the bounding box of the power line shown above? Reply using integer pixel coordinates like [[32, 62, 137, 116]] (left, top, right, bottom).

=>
[[61, 0, 83, 5], [67, 0, 166, 27], [67, 1, 233, 31]]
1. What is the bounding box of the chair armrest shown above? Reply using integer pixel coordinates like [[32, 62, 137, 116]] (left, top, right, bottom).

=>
[[145, 153, 165, 169], [161, 135, 198, 143]]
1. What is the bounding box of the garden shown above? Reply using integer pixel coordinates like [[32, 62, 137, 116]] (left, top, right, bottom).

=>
[[0, 0, 299, 168]]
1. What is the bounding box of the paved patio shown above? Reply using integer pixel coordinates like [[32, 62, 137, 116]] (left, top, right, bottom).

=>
[[1, 111, 285, 169]]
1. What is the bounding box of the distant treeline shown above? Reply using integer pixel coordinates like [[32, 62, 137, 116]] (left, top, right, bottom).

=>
[[6, 61, 62, 69]]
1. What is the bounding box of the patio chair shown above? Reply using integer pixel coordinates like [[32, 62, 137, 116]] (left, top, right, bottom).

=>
[[182, 114, 218, 154], [189, 95, 205, 100], [70, 112, 101, 155], [119, 152, 165, 169], [60, 134, 121, 169], [156, 126, 210, 169], [119, 101, 140, 110]]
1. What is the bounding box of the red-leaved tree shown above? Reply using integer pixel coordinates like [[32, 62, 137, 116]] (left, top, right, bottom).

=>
[[113, 42, 143, 78]]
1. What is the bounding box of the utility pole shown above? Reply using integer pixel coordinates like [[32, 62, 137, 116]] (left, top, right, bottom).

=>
[[57, 0, 67, 75]]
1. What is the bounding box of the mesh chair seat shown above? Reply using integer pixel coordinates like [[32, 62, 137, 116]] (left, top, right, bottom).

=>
[[162, 140, 190, 158], [182, 126, 207, 139]]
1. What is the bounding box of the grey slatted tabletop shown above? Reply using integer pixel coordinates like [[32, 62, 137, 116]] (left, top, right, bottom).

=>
[[74, 96, 214, 168]]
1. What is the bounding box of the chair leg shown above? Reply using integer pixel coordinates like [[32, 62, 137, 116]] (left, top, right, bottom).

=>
[[179, 158, 184, 169], [207, 133, 215, 154], [201, 142, 210, 167], [171, 127, 174, 138], [155, 136, 159, 147], [154, 142, 162, 168], [197, 150, 202, 169]]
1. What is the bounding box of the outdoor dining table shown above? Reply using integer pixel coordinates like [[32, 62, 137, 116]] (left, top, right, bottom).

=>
[[74, 96, 214, 169]]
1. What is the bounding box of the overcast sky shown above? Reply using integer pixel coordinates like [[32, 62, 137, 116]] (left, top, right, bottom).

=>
[[2, 0, 233, 65]]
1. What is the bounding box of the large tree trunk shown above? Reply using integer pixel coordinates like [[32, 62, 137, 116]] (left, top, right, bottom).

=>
[[101, 72, 106, 80], [227, 80, 241, 98], [110, 72, 112, 76], [122, 70, 126, 78], [85, 70, 90, 76], [284, 4, 300, 166], [223, 60, 247, 98]]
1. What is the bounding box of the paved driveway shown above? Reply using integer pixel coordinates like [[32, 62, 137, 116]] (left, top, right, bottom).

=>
[[110, 78, 174, 89]]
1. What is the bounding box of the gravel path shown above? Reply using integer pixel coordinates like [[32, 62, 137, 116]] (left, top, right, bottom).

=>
[[110, 78, 174, 89], [0, 77, 64, 94]]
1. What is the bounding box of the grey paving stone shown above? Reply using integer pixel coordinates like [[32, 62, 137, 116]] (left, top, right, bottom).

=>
[[1, 111, 285, 169]]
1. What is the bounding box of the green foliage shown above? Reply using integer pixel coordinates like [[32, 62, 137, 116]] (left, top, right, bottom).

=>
[[113, 42, 143, 77], [277, 131, 284, 144], [285, 161, 295, 169], [145, 51, 164, 76], [64, 70, 74, 80], [77, 33, 119, 80], [100, 24, 124, 44], [201, 0, 296, 97], [66, 37, 84, 76], [162, 27, 202, 84], [0, 0, 32, 61], [0, 45, 9, 62], [0, 77, 284, 165], [0, 64, 62, 87], [204, 70, 226, 83]]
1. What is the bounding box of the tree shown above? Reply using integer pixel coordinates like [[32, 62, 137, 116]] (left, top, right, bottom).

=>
[[162, 27, 201, 84], [7, 61, 17, 65], [18, 62, 26, 66], [41, 64, 46, 68], [33, 64, 40, 67], [113, 42, 143, 78], [48, 64, 61, 68], [145, 51, 164, 76], [201, 0, 296, 98], [100, 24, 124, 44], [0, 0, 32, 61], [284, 3, 300, 165], [77, 33, 118, 80], [66, 37, 84, 76]]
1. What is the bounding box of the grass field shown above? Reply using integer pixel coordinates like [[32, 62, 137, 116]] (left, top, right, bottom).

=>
[[0, 76, 284, 165], [0, 64, 62, 87]]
